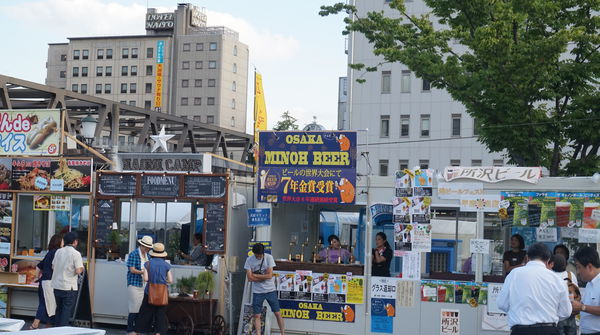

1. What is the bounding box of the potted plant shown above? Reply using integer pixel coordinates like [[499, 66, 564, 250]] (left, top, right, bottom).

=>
[[107, 230, 122, 260], [196, 270, 215, 300], [176, 275, 197, 296]]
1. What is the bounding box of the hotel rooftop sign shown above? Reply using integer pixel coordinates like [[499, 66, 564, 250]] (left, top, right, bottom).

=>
[[146, 12, 174, 31]]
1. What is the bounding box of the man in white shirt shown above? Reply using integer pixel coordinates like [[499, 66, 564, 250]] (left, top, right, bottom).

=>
[[497, 242, 572, 335], [51, 232, 84, 327], [572, 246, 600, 335]]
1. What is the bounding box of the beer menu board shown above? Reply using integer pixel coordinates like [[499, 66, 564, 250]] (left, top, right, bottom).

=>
[[140, 175, 180, 198], [98, 174, 136, 196], [95, 200, 114, 247], [204, 202, 226, 253], [184, 175, 226, 198]]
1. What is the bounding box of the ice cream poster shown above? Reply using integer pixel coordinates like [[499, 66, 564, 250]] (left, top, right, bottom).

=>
[[257, 131, 357, 204]]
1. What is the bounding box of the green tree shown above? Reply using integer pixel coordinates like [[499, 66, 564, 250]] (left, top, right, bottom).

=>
[[321, 0, 600, 176], [273, 111, 300, 131]]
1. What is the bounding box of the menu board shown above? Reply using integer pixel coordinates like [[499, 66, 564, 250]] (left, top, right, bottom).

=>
[[98, 174, 137, 196], [184, 175, 226, 198], [10, 158, 53, 191], [0, 193, 13, 260], [140, 175, 180, 198], [95, 200, 114, 247], [204, 202, 226, 253]]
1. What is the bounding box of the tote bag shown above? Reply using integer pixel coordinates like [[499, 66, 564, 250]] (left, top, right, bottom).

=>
[[147, 263, 168, 306]]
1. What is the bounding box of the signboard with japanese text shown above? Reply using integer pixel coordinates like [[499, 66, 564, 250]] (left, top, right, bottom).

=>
[[9, 158, 92, 192], [0, 109, 61, 156], [371, 277, 398, 299], [279, 300, 355, 323], [247, 208, 271, 227], [437, 182, 484, 200], [440, 309, 460, 335], [460, 195, 501, 212], [443, 166, 542, 184], [154, 40, 165, 109], [469, 239, 490, 254], [257, 131, 357, 204]]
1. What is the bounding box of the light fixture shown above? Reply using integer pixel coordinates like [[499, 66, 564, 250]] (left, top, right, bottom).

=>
[[592, 172, 600, 184], [80, 114, 98, 146]]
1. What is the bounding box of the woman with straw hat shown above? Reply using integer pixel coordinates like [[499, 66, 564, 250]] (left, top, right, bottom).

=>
[[125, 235, 152, 335], [135, 242, 172, 335]]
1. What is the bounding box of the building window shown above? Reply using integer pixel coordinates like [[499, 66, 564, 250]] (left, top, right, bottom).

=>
[[95, 84, 102, 94], [450, 159, 460, 166], [419, 160, 429, 169], [182, 80, 189, 88], [452, 114, 461, 136], [194, 97, 201, 105], [129, 101, 136, 106], [96, 66, 103, 76], [122, 48, 129, 59], [208, 61, 216, 69], [106, 48, 113, 59], [196, 43, 203, 51], [72, 67, 79, 77], [80, 84, 87, 94], [146, 47, 153, 58], [380, 115, 390, 138], [474, 118, 481, 136], [471, 160, 482, 167], [181, 97, 188, 106], [119, 101, 126, 105], [420, 115, 430, 137], [233, 63, 237, 73], [401, 70, 411, 93], [195, 79, 202, 87], [146, 65, 153, 76], [121, 66, 128, 76], [106, 66, 112, 77], [231, 116, 235, 127], [400, 115, 410, 137], [131, 48, 138, 58], [144, 100, 151, 109], [71, 84, 78, 92], [422, 78, 431, 91], [182, 61, 190, 70], [193, 116, 201, 122], [60, 54, 67, 61], [231, 99, 236, 109], [207, 97, 215, 105], [130, 83, 136, 93], [145, 83, 152, 93], [209, 42, 217, 51], [104, 84, 111, 94], [379, 160, 389, 176], [97, 49, 104, 59], [195, 61, 203, 69], [399, 160, 409, 171], [131, 65, 137, 76], [208, 79, 216, 87], [207, 115, 214, 124], [381, 71, 391, 94], [233, 45, 238, 56], [81, 67, 88, 77], [73, 50, 80, 60], [82, 49, 89, 60], [121, 83, 127, 93], [183, 43, 190, 51], [232, 81, 236, 91], [493, 159, 504, 167], [59, 71, 66, 78]]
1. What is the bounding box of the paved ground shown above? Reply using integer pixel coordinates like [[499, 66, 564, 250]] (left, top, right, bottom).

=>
[[18, 317, 133, 334]]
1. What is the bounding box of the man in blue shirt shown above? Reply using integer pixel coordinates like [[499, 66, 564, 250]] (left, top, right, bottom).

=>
[[125, 235, 152, 335]]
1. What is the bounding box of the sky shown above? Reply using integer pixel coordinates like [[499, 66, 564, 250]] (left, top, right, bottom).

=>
[[0, 0, 348, 134]]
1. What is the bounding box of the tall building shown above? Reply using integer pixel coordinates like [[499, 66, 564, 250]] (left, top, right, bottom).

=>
[[46, 3, 249, 133], [341, 0, 505, 175]]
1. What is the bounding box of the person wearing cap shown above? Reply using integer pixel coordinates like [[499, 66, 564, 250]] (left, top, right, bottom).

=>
[[125, 235, 152, 335], [135, 243, 172, 335], [51, 231, 84, 327]]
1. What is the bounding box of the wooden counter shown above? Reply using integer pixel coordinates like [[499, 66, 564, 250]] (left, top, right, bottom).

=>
[[274, 260, 364, 275]]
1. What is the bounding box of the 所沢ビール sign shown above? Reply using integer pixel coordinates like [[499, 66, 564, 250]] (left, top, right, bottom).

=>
[[0, 109, 61, 156], [257, 131, 357, 204]]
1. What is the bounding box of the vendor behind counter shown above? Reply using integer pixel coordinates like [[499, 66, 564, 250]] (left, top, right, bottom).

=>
[[317, 235, 354, 264]]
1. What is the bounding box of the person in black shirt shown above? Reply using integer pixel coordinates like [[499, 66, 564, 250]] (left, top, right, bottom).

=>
[[503, 234, 526, 275], [372, 232, 393, 277]]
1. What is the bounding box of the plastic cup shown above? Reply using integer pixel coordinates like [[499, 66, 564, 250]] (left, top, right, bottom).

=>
[[556, 202, 571, 227]]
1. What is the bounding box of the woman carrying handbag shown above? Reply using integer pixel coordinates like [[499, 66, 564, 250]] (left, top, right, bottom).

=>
[[135, 243, 172, 335]]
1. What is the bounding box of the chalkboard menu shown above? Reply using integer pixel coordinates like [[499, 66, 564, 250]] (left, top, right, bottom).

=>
[[204, 202, 226, 253], [140, 175, 180, 197], [184, 175, 226, 198], [95, 200, 114, 247], [98, 174, 137, 196]]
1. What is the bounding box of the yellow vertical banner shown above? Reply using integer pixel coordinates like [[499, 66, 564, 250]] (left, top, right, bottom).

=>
[[154, 63, 163, 108], [254, 72, 267, 167]]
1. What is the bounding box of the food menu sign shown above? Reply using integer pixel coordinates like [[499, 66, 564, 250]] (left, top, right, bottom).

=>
[[0, 158, 92, 192], [257, 131, 357, 204], [0, 109, 61, 156]]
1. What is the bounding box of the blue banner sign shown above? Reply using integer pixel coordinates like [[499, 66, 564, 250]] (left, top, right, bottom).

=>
[[279, 300, 355, 322], [257, 131, 357, 204], [156, 40, 164, 64], [247, 208, 271, 227]]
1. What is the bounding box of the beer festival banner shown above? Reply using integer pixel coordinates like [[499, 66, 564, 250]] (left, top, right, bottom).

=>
[[257, 131, 357, 204]]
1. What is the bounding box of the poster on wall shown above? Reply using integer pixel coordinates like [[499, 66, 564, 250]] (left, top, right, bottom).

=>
[[371, 298, 395, 333], [401, 252, 421, 280], [257, 131, 357, 204], [440, 309, 460, 335], [11, 158, 52, 191], [0, 109, 61, 156], [0, 159, 11, 190], [394, 223, 413, 251], [346, 277, 365, 304], [397, 280, 417, 307]]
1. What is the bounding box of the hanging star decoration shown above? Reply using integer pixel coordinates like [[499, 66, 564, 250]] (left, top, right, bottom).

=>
[[150, 125, 175, 152]]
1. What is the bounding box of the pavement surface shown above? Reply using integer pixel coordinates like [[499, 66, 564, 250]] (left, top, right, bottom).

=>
[[17, 317, 144, 334]]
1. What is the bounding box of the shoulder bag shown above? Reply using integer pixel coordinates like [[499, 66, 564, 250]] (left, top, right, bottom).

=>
[[147, 262, 168, 306]]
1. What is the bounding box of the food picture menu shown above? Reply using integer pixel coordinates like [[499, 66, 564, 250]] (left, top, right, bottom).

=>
[[275, 272, 356, 304]]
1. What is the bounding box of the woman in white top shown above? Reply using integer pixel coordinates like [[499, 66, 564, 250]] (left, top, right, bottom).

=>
[[552, 254, 577, 335]]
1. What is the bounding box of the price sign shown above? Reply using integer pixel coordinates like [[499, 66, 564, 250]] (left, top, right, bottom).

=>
[[469, 239, 490, 254]]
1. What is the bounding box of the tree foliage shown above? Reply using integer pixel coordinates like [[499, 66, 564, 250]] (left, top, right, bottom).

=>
[[273, 111, 300, 131], [321, 0, 600, 176]]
